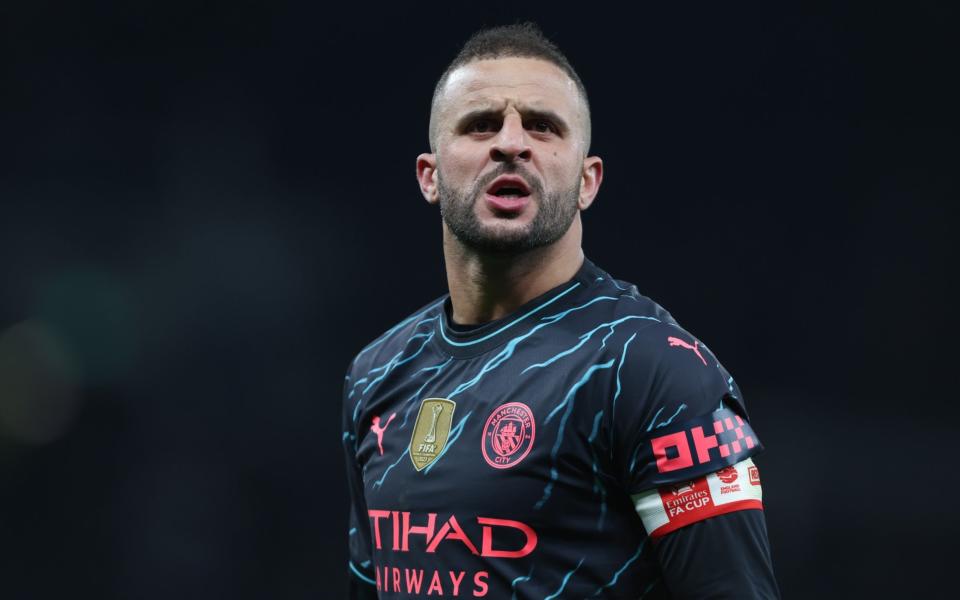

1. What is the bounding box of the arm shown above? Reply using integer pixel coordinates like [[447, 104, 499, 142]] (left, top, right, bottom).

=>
[[654, 509, 779, 599], [613, 323, 779, 597], [632, 457, 779, 599]]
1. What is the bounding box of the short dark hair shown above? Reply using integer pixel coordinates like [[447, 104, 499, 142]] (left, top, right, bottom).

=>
[[428, 23, 591, 153]]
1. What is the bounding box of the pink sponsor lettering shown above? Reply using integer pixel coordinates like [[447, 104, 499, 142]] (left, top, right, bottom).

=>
[[368, 511, 538, 559], [405, 568, 424, 594], [478, 517, 538, 558], [449, 571, 465, 595], [427, 570, 443, 595], [473, 572, 488, 597], [402, 512, 437, 552]]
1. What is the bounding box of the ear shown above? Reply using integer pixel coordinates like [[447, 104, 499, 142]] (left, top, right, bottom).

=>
[[577, 155, 603, 210], [416, 153, 439, 205]]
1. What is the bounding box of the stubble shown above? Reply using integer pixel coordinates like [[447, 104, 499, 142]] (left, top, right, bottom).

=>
[[437, 165, 580, 255]]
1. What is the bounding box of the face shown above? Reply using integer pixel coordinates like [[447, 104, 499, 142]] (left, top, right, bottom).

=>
[[418, 57, 602, 254]]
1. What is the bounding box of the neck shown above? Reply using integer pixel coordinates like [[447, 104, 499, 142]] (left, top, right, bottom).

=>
[[443, 216, 585, 325]]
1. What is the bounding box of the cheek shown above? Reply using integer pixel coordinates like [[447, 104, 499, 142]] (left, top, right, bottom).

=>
[[542, 157, 582, 188], [443, 139, 488, 167], [438, 158, 475, 186]]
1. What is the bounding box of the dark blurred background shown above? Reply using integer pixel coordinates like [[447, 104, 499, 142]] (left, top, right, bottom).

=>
[[1, 2, 956, 598]]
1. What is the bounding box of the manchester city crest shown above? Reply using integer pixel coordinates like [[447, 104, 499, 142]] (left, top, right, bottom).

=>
[[482, 402, 536, 469], [409, 398, 456, 471]]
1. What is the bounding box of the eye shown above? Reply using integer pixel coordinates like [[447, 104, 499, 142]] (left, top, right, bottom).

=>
[[467, 119, 498, 133], [528, 119, 556, 134]]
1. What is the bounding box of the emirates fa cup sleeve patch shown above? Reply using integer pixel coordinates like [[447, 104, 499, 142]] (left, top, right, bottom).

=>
[[631, 458, 763, 538]]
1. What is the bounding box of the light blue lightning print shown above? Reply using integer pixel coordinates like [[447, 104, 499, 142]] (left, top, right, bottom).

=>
[[359, 330, 435, 396], [528, 297, 622, 368], [444, 334, 531, 398], [645, 406, 665, 432], [376, 296, 595, 487], [721, 375, 737, 409], [544, 558, 585, 600], [536, 359, 616, 510], [522, 314, 660, 374], [390, 377, 484, 479], [545, 359, 616, 424], [629, 403, 689, 472], [511, 566, 534, 600], [541, 295, 620, 322], [591, 541, 645, 596], [610, 331, 638, 453], [596, 275, 640, 298], [352, 326, 437, 421], [410, 298, 633, 480], [443, 297, 622, 400], [400, 357, 453, 428], [349, 376, 368, 397], [438, 281, 581, 347], [655, 404, 687, 429], [349, 561, 376, 586], [354, 300, 444, 360], [588, 410, 608, 530], [350, 317, 437, 398], [588, 410, 604, 443], [720, 379, 733, 409]]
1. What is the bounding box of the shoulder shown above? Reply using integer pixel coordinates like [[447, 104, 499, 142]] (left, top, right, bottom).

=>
[[589, 267, 742, 415], [587, 267, 689, 355], [344, 295, 447, 379]]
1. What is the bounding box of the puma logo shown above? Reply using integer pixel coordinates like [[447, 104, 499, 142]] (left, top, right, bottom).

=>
[[667, 336, 707, 366], [370, 413, 397, 456]]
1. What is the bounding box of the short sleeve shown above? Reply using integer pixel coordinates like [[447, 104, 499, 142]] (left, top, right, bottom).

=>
[[611, 323, 764, 495], [342, 363, 378, 597]]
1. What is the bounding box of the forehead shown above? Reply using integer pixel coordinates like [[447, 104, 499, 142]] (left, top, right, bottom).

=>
[[439, 57, 583, 119]]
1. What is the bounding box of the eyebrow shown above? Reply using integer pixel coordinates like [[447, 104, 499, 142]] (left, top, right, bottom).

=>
[[453, 105, 571, 136]]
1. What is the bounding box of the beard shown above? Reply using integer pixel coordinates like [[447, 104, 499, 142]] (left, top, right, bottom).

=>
[[437, 165, 581, 254]]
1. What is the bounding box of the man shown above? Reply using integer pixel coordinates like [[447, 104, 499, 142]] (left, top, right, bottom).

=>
[[342, 23, 779, 599]]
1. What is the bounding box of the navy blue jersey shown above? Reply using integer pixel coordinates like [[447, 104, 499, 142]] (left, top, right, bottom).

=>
[[342, 258, 777, 599]]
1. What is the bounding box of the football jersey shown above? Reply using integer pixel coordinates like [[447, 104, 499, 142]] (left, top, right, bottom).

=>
[[342, 257, 766, 599]]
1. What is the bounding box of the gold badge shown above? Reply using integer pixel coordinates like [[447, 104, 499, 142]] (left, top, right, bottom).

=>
[[409, 398, 456, 471]]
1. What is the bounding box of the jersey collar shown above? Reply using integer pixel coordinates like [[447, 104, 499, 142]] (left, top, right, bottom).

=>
[[434, 257, 604, 359]]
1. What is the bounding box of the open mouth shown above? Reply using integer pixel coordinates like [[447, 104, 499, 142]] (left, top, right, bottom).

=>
[[486, 176, 531, 199]]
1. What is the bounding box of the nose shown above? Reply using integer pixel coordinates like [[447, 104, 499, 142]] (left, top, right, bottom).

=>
[[490, 114, 532, 163]]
